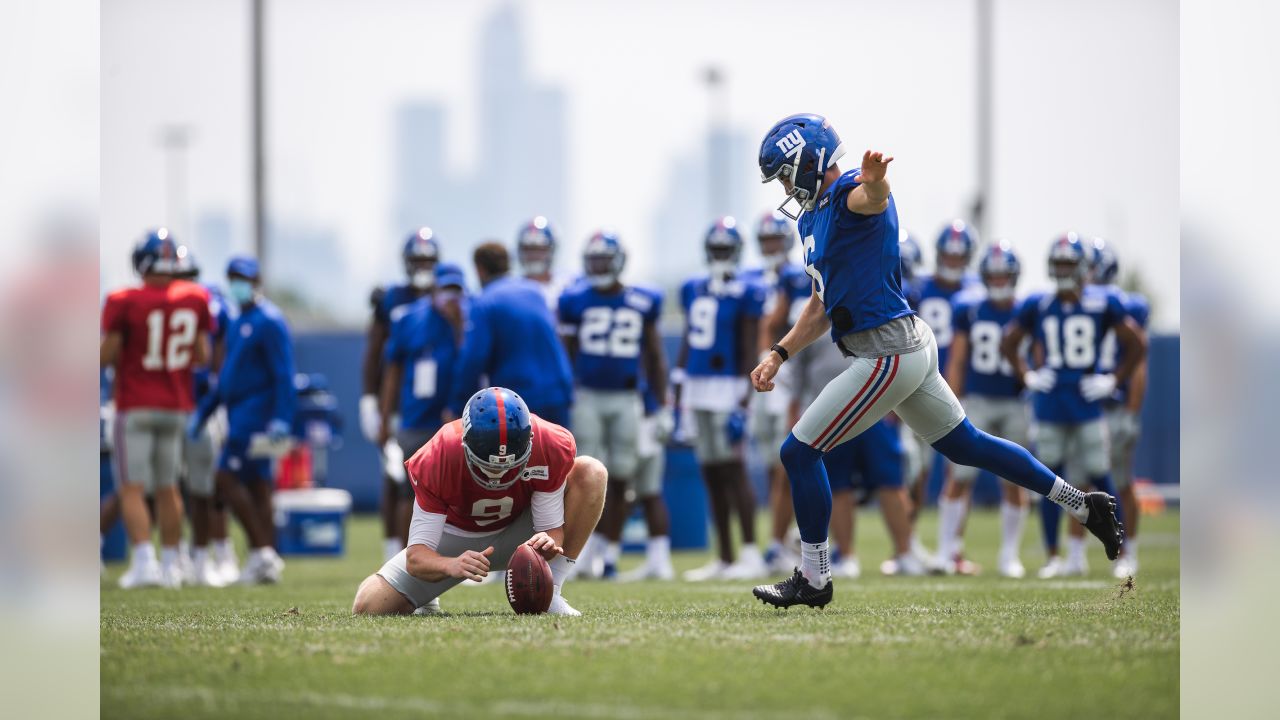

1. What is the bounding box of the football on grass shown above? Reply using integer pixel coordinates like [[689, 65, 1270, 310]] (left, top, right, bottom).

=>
[[506, 544, 553, 614]]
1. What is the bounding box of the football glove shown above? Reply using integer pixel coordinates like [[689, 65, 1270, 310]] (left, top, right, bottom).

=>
[[726, 409, 748, 445], [1022, 367, 1057, 393], [653, 406, 676, 444], [1079, 373, 1118, 402], [359, 394, 381, 442]]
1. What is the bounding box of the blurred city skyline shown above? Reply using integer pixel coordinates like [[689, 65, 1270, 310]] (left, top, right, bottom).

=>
[[101, 0, 1178, 329]]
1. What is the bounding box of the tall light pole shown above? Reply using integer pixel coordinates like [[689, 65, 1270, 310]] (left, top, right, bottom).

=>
[[158, 125, 192, 242], [251, 0, 267, 285], [973, 0, 994, 239], [704, 66, 728, 218]]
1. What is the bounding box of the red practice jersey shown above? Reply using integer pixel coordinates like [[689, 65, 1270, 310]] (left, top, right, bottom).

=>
[[406, 416, 576, 533], [102, 280, 213, 411]]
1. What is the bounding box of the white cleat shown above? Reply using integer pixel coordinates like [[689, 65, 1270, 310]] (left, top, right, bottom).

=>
[[159, 564, 184, 589], [831, 557, 862, 579], [191, 557, 228, 588], [887, 553, 927, 576], [721, 556, 769, 581], [547, 593, 581, 617], [618, 563, 675, 583], [997, 556, 1027, 579], [118, 562, 163, 590], [413, 598, 443, 616], [765, 549, 799, 575], [217, 556, 241, 585], [177, 552, 196, 586], [1037, 557, 1065, 579], [1062, 555, 1088, 577], [682, 560, 728, 582], [238, 551, 283, 585]]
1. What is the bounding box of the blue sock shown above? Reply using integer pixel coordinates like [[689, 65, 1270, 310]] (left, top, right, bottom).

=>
[[1040, 495, 1062, 554], [780, 433, 830, 544], [1090, 473, 1124, 526], [931, 419, 1056, 496]]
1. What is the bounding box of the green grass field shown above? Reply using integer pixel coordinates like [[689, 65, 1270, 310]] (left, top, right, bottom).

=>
[[101, 508, 1179, 719]]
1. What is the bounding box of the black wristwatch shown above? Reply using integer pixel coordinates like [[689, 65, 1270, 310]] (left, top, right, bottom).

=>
[[770, 343, 790, 362]]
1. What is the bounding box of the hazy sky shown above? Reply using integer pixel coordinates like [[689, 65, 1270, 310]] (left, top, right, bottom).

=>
[[101, 0, 1178, 328]]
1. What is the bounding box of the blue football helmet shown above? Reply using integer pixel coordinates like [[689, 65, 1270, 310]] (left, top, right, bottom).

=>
[[705, 216, 743, 278], [461, 387, 534, 492], [1047, 232, 1089, 292], [758, 113, 846, 220], [755, 210, 796, 270], [132, 228, 182, 276], [1089, 237, 1119, 285], [935, 220, 977, 282], [403, 228, 441, 290], [583, 230, 626, 289], [899, 229, 923, 281], [979, 240, 1021, 301], [516, 216, 557, 276]]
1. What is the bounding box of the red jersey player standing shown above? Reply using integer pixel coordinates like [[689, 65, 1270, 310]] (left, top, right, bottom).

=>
[[352, 387, 606, 616], [100, 229, 213, 589]]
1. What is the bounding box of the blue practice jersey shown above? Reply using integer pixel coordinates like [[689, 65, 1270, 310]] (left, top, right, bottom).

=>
[[193, 283, 233, 403], [559, 285, 661, 391], [744, 263, 812, 325], [1097, 287, 1149, 405], [1015, 286, 1129, 422], [212, 299, 296, 435], [952, 295, 1021, 398], [797, 170, 914, 343], [912, 274, 982, 371], [385, 297, 462, 431], [448, 275, 575, 414], [372, 283, 427, 326], [680, 275, 767, 377]]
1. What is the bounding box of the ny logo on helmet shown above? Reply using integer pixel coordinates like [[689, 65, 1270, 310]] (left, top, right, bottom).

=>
[[775, 129, 805, 157]]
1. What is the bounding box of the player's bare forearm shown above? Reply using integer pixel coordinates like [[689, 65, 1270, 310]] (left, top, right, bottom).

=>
[[777, 292, 830, 358], [673, 336, 690, 407], [1112, 318, 1148, 386], [1126, 361, 1148, 414], [99, 332, 122, 367], [193, 334, 211, 367], [642, 322, 668, 402], [738, 315, 760, 408], [361, 320, 388, 396], [759, 294, 790, 353], [946, 334, 968, 396], [378, 362, 402, 443], [405, 544, 452, 583], [1002, 324, 1030, 377]]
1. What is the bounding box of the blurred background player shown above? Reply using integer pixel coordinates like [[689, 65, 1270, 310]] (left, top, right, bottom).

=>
[[938, 240, 1031, 578], [1002, 233, 1146, 578], [676, 217, 768, 581], [449, 242, 575, 427], [189, 256, 296, 584], [516, 216, 569, 310], [559, 232, 670, 580], [360, 228, 441, 562], [746, 211, 812, 575], [173, 247, 236, 586], [1089, 238, 1149, 577], [351, 388, 607, 617], [791, 328, 919, 577], [101, 229, 213, 588], [618, 384, 677, 581]]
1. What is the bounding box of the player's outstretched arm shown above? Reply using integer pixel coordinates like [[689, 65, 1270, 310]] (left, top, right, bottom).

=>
[[846, 150, 894, 215], [751, 291, 830, 392]]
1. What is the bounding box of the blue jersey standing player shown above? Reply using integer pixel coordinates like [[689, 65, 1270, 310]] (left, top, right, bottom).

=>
[[1001, 233, 1147, 579], [189, 256, 296, 585], [749, 113, 1123, 608], [937, 241, 1032, 578], [676, 218, 769, 582], [745, 211, 813, 574], [361, 228, 441, 561], [559, 232, 671, 580], [449, 242, 575, 427], [1089, 238, 1150, 578]]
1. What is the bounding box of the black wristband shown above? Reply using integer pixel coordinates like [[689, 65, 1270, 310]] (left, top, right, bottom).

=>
[[770, 343, 790, 362]]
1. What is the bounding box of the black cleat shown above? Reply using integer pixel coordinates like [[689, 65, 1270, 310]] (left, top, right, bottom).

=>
[[752, 568, 833, 609], [1083, 492, 1125, 561]]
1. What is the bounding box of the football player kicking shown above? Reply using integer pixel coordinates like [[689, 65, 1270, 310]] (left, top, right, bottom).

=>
[[352, 387, 606, 616], [1003, 234, 1147, 579], [937, 241, 1032, 578], [360, 228, 441, 562], [559, 232, 672, 580], [1088, 239, 1150, 577], [676, 218, 770, 581], [750, 114, 1124, 609]]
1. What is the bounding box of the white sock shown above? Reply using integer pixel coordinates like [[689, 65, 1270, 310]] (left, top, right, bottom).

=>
[[1000, 502, 1028, 558], [767, 539, 785, 556], [384, 537, 405, 561], [910, 533, 929, 558], [581, 533, 604, 563], [1067, 536, 1086, 563], [646, 536, 671, 568], [132, 542, 157, 567], [1048, 477, 1089, 522], [160, 546, 180, 570], [192, 547, 209, 566], [604, 541, 621, 566], [937, 497, 965, 560], [1124, 537, 1139, 561], [550, 554, 575, 591], [738, 543, 761, 563], [800, 541, 831, 589], [214, 539, 234, 563]]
